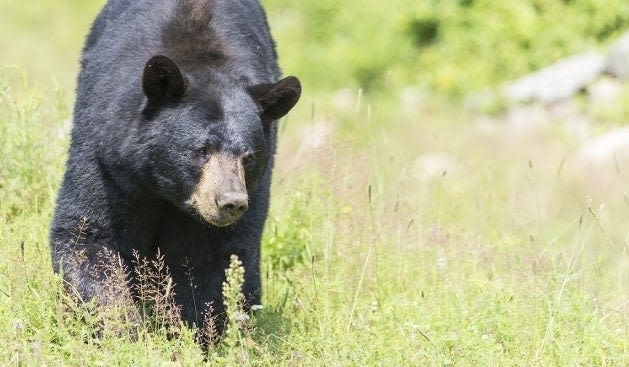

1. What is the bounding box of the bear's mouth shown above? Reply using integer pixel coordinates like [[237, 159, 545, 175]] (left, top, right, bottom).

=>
[[206, 216, 241, 228], [185, 197, 248, 228]]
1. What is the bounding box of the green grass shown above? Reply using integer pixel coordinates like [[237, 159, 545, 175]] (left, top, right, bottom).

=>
[[2, 0, 629, 365]]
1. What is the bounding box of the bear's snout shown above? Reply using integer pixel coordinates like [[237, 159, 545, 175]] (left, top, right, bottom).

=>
[[216, 191, 249, 219], [189, 153, 248, 227]]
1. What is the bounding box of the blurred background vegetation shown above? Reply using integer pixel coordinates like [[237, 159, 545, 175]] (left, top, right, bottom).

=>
[[268, 0, 629, 96], [2, 0, 629, 97]]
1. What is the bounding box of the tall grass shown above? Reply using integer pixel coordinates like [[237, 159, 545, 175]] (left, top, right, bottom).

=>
[[1, 62, 628, 364]]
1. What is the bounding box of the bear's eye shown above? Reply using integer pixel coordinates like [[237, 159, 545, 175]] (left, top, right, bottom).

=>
[[242, 153, 257, 167], [193, 146, 212, 160]]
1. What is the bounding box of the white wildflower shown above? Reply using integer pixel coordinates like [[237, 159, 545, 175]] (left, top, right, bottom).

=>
[[232, 311, 250, 322]]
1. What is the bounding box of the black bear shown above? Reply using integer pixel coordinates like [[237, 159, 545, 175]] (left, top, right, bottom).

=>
[[50, 0, 301, 333]]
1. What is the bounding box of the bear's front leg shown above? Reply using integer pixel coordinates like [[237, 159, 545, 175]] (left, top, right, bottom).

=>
[[50, 217, 133, 308]]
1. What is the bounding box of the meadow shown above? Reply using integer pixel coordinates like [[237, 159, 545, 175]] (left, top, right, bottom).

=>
[[1, 0, 628, 365]]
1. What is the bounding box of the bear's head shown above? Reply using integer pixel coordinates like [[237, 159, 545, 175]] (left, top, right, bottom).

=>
[[140, 55, 301, 227]]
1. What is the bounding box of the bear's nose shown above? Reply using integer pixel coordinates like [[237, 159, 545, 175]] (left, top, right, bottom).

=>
[[216, 192, 249, 218]]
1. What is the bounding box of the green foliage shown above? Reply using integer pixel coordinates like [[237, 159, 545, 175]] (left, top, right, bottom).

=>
[[263, 184, 321, 272], [206, 255, 250, 364], [406, 16, 440, 48], [264, 0, 629, 95]]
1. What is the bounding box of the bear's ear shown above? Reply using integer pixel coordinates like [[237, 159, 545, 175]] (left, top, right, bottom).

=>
[[142, 55, 186, 112], [248, 76, 301, 129]]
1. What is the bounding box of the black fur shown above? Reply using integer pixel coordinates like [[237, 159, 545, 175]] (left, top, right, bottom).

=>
[[50, 0, 300, 333]]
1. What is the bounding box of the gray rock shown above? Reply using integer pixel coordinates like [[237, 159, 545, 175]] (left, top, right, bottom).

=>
[[576, 126, 629, 163], [606, 30, 629, 80], [568, 126, 629, 189], [505, 104, 549, 132], [503, 52, 605, 104], [587, 76, 623, 105]]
